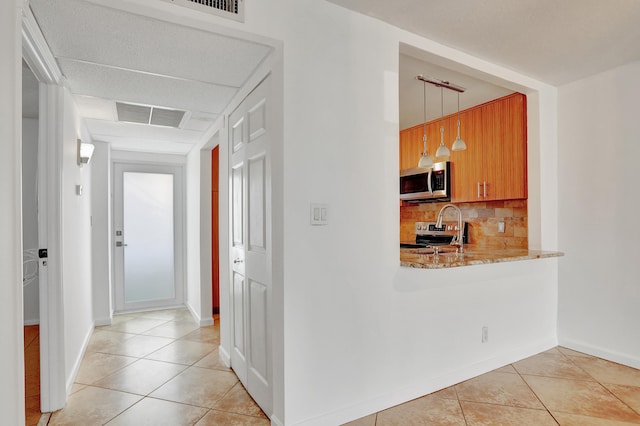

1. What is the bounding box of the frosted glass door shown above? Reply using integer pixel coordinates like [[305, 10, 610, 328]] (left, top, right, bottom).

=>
[[123, 172, 175, 303]]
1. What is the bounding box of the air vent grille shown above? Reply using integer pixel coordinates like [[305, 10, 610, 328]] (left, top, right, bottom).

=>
[[116, 102, 186, 128], [160, 0, 244, 21]]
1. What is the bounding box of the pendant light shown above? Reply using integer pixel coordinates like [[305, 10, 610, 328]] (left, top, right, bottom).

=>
[[418, 80, 433, 168], [435, 87, 451, 158], [451, 92, 467, 151]]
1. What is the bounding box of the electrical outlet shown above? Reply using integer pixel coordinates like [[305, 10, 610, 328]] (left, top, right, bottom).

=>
[[482, 326, 489, 343], [498, 221, 505, 233]]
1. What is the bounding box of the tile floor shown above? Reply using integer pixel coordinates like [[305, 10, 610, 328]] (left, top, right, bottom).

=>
[[31, 313, 640, 425], [24, 324, 41, 426], [45, 308, 269, 425], [345, 346, 640, 425]]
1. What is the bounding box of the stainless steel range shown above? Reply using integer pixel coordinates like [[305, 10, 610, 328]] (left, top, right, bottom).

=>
[[400, 221, 468, 249]]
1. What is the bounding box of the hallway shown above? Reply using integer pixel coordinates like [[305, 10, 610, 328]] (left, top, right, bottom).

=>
[[45, 308, 267, 425]]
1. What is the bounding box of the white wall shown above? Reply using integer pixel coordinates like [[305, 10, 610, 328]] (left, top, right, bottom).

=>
[[558, 61, 640, 368], [91, 141, 112, 325], [139, 0, 560, 424], [0, 0, 25, 423], [60, 88, 95, 391], [22, 118, 40, 324], [185, 146, 213, 325]]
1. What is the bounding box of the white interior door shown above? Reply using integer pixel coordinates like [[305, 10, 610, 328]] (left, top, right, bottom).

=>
[[114, 163, 184, 312], [229, 74, 273, 414]]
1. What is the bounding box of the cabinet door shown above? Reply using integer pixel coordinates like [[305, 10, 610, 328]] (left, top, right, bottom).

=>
[[482, 93, 527, 200], [399, 125, 423, 170], [451, 108, 484, 202]]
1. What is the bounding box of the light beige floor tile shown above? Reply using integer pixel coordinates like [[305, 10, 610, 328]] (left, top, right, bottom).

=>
[[552, 411, 640, 425], [195, 410, 270, 426], [213, 382, 267, 418], [100, 317, 170, 334], [523, 375, 640, 423], [137, 309, 195, 322], [513, 352, 594, 381], [460, 400, 557, 425], [194, 348, 231, 371], [103, 334, 175, 358], [569, 356, 640, 388], [557, 346, 595, 358], [146, 339, 216, 365], [543, 347, 566, 356], [602, 383, 640, 414], [106, 313, 141, 325], [455, 371, 544, 409], [86, 330, 136, 353], [430, 386, 458, 400], [342, 413, 376, 426], [48, 386, 141, 426], [494, 364, 518, 374], [75, 352, 137, 384], [150, 367, 239, 408], [93, 359, 188, 395], [181, 326, 219, 344], [70, 383, 87, 395], [105, 397, 208, 426], [141, 320, 200, 339], [376, 394, 466, 426]]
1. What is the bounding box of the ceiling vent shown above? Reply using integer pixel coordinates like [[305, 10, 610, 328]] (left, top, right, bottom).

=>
[[116, 102, 186, 128], [160, 0, 244, 22]]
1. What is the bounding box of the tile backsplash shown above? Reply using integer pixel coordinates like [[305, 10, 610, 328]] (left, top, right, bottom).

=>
[[400, 200, 528, 249]]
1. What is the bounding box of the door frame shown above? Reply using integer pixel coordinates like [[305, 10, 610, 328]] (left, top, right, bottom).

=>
[[112, 161, 186, 313], [22, 6, 67, 413]]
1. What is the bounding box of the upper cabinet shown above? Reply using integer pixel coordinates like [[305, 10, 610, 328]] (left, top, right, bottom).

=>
[[399, 92, 527, 203]]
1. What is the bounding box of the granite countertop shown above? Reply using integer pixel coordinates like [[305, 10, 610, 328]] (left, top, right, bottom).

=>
[[400, 244, 564, 269]]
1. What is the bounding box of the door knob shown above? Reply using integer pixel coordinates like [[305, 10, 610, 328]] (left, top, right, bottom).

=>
[[233, 258, 243, 264]]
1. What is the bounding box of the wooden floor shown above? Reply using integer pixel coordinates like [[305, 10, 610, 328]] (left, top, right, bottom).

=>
[[24, 325, 40, 426]]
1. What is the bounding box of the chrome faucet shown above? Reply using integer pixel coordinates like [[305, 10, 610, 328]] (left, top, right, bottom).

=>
[[435, 203, 464, 253]]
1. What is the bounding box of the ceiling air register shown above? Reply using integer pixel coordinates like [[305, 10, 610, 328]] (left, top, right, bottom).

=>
[[160, 0, 244, 21]]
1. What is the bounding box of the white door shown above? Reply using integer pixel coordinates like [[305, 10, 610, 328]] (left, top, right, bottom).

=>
[[229, 74, 273, 414], [113, 163, 184, 312]]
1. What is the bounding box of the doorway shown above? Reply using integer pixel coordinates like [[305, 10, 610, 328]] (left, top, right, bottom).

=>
[[113, 163, 185, 313]]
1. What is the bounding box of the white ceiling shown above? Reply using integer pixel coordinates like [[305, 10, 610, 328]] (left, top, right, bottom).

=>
[[29, 0, 272, 154], [399, 53, 513, 130], [327, 0, 640, 86]]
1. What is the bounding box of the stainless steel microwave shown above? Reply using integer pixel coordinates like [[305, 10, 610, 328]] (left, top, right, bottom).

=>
[[400, 161, 450, 202]]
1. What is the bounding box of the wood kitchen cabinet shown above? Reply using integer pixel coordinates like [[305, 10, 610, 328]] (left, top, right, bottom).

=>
[[449, 107, 484, 201], [399, 120, 451, 170], [479, 92, 527, 201], [400, 92, 527, 202]]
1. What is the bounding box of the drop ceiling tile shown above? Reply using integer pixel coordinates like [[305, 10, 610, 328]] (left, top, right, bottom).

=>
[[30, 0, 272, 87], [59, 59, 236, 114], [85, 119, 202, 145], [74, 96, 116, 121]]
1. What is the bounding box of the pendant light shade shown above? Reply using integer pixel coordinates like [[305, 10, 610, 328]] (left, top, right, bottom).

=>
[[418, 80, 433, 168], [435, 87, 451, 158], [451, 92, 467, 151]]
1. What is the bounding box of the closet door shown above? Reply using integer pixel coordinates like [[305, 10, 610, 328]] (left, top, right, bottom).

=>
[[229, 74, 273, 415]]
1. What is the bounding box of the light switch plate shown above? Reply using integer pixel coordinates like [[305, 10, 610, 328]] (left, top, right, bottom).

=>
[[310, 203, 328, 226]]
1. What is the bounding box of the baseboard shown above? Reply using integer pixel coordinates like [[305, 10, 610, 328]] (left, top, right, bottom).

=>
[[65, 321, 95, 396], [93, 316, 112, 327], [298, 337, 557, 426], [24, 319, 40, 326], [186, 302, 214, 326], [270, 415, 284, 426], [558, 337, 640, 370], [218, 345, 231, 368]]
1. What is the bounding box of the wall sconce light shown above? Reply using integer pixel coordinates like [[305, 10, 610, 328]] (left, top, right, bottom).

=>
[[77, 139, 95, 166]]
